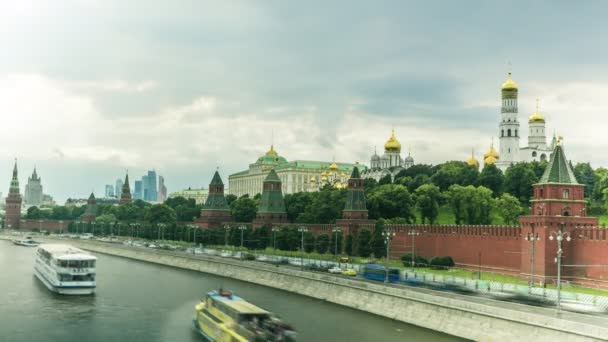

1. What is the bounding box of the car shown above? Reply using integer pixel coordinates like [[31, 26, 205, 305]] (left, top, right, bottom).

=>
[[220, 251, 232, 257], [256, 255, 269, 262], [342, 269, 357, 276], [328, 266, 343, 274]]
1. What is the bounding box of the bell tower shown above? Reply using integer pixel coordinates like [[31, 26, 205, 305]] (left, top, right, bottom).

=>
[[496, 70, 520, 170]]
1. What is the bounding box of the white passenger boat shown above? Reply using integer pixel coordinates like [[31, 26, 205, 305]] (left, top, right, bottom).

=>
[[34, 244, 97, 295], [13, 236, 40, 247]]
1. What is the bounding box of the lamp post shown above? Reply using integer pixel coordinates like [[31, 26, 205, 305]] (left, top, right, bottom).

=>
[[238, 225, 247, 248], [382, 230, 396, 283], [298, 226, 308, 270], [186, 224, 198, 253], [272, 227, 280, 249], [332, 227, 341, 257], [408, 229, 420, 271], [223, 224, 230, 246], [524, 231, 540, 293], [91, 222, 96, 236], [549, 228, 571, 311]]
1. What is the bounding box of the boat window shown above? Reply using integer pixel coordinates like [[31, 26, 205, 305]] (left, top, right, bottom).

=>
[[59, 274, 72, 281]]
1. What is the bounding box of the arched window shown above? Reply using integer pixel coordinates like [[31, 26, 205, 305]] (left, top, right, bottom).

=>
[[563, 189, 570, 199], [532, 151, 537, 157], [540, 154, 547, 162], [515, 129, 518, 137], [507, 129, 512, 137], [501, 130, 504, 137]]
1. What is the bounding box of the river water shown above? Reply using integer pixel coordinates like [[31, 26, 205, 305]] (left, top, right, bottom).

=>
[[0, 240, 463, 341]]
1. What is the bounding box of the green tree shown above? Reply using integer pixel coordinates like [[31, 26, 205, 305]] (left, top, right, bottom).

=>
[[51, 206, 71, 220], [144, 204, 177, 225], [447, 185, 493, 225], [357, 229, 373, 257], [367, 184, 415, 222], [408, 174, 431, 193], [308, 188, 345, 224], [573, 162, 595, 199], [415, 184, 441, 224], [431, 161, 478, 191], [494, 193, 522, 225], [504, 162, 538, 204], [378, 174, 392, 185], [230, 197, 258, 222], [345, 234, 354, 256], [329, 231, 343, 255], [371, 219, 386, 258], [394, 164, 435, 179], [363, 178, 378, 193], [26, 206, 41, 219], [304, 232, 315, 253], [116, 203, 141, 221], [225, 194, 237, 207], [478, 164, 504, 196], [530, 160, 548, 180], [315, 234, 330, 254], [284, 192, 314, 223], [95, 213, 117, 224]]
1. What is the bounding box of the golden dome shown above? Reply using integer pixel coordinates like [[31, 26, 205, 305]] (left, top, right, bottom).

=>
[[329, 162, 338, 170], [529, 98, 545, 123], [484, 155, 498, 165], [384, 129, 401, 153], [321, 175, 328, 182], [466, 150, 480, 169], [501, 72, 518, 90], [265, 145, 278, 158], [310, 176, 316, 182], [483, 143, 499, 160]]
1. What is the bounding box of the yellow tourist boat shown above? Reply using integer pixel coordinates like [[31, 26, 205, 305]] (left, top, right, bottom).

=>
[[193, 289, 296, 342]]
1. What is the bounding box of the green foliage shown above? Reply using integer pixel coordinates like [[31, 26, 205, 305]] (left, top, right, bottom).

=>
[[378, 174, 392, 185], [530, 160, 548, 180], [395, 164, 435, 179], [363, 178, 378, 192], [400, 253, 428, 267], [329, 230, 343, 255], [95, 213, 117, 223], [504, 162, 538, 204], [494, 193, 522, 225], [447, 185, 493, 225], [478, 164, 504, 196], [50, 206, 71, 220], [144, 204, 177, 224], [367, 184, 415, 222], [230, 197, 258, 222], [26, 206, 42, 219], [429, 256, 455, 269], [304, 232, 315, 253], [307, 188, 345, 224], [371, 219, 386, 258], [284, 192, 314, 222], [431, 161, 478, 191], [225, 194, 237, 207], [408, 174, 431, 193], [574, 162, 595, 199], [414, 184, 441, 224], [315, 234, 330, 254], [357, 229, 373, 257], [345, 234, 354, 256]]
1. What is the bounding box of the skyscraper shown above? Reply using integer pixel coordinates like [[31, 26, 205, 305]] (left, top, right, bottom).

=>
[[142, 170, 158, 202], [5, 160, 22, 229], [133, 180, 143, 200], [24, 167, 43, 206], [115, 178, 124, 199], [105, 184, 115, 198], [158, 175, 167, 202]]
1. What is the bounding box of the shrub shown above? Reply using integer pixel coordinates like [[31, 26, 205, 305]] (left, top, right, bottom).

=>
[[400, 253, 428, 267], [429, 256, 455, 270]]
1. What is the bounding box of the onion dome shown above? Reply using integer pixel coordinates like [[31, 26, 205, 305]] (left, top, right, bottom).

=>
[[404, 148, 414, 163], [329, 161, 338, 170], [484, 155, 498, 165], [321, 175, 328, 182], [466, 149, 480, 169], [483, 142, 499, 165], [501, 71, 518, 90], [384, 129, 401, 153], [256, 145, 287, 164], [309, 176, 316, 182], [529, 98, 545, 123]]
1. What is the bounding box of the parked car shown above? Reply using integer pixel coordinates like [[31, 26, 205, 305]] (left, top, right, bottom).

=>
[[328, 266, 343, 274], [220, 251, 232, 257], [342, 269, 357, 276]]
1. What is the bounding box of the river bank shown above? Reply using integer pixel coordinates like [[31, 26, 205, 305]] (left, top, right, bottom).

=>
[[23, 235, 608, 342]]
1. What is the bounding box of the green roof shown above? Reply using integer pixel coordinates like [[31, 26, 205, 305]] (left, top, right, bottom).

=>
[[350, 166, 361, 179], [538, 144, 579, 185], [264, 169, 281, 182], [258, 169, 286, 213], [209, 171, 224, 186]]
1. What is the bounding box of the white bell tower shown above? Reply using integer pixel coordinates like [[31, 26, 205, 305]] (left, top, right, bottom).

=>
[[496, 70, 520, 171]]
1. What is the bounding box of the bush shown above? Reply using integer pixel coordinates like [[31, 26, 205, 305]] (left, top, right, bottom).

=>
[[400, 253, 428, 267], [243, 253, 256, 261], [429, 256, 455, 270]]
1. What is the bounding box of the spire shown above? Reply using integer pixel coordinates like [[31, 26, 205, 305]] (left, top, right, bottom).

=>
[[350, 166, 361, 179], [119, 170, 132, 205], [539, 138, 578, 185], [203, 171, 229, 211], [9, 159, 20, 195], [209, 170, 224, 186]]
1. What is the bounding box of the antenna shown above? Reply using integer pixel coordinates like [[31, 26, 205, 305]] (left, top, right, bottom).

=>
[[507, 60, 512, 77]]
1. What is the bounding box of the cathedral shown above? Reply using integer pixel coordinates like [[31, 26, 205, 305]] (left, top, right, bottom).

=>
[[361, 129, 414, 181], [469, 71, 557, 170]]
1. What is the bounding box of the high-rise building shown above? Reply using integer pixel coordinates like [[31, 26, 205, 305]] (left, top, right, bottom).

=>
[[115, 178, 124, 199], [142, 170, 158, 202], [133, 180, 143, 200], [24, 167, 43, 206], [104, 184, 115, 198], [158, 175, 167, 202], [5, 160, 22, 229]]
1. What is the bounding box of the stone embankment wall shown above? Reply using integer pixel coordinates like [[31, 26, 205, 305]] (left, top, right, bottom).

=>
[[56, 238, 608, 342]]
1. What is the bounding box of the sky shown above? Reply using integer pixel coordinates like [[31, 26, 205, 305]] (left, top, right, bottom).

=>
[[1, 0, 608, 203]]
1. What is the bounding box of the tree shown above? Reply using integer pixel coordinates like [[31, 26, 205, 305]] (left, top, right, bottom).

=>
[[447, 185, 493, 225], [394, 164, 435, 179], [530, 160, 548, 180], [345, 234, 354, 256], [504, 163, 538, 204], [367, 184, 415, 222], [329, 231, 343, 255], [494, 193, 522, 225], [304, 232, 315, 253], [363, 178, 378, 193], [408, 174, 431, 193], [144, 204, 177, 225], [51, 206, 71, 220], [357, 229, 373, 257], [230, 197, 258, 222], [95, 213, 117, 224], [225, 194, 237, 207], [378, 174, 392, 185], [574, 162, 595, 199], [431, 161, 478, 191], [116, 203, 141, 221], [478, 164, 504, 196], [415, 184, 441, 224], [26, 206, 41, 219], [308, 188, 345, 224], [371, 219, 386, 258], [316, 234, 330, 254], [284, 192, 314, 223]]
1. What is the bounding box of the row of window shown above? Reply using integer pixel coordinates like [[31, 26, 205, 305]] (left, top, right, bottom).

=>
[[54, 259, 96, 268]]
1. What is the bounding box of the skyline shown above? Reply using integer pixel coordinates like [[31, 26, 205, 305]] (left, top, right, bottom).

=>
[[2, 1, 608, 202]]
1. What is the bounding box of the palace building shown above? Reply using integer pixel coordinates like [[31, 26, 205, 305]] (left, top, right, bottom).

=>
[[228, 145, 363, 197], [361, 129, 414, 181]]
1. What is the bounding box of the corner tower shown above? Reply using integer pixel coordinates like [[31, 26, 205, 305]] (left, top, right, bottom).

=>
[[197, 171, 232, 228], [5, 160, 23, 229], [253, 169, 288, 227], [496, 71, 520, 170]]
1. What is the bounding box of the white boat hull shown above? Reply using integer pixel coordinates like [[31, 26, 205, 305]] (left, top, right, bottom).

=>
[[34, 263, 95, 295]]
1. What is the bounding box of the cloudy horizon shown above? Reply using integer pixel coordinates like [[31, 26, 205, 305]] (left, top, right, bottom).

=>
[[2, 0, 608, 202]]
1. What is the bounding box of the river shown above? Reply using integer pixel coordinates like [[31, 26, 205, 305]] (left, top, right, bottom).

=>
[[0, 240, 464, 341]]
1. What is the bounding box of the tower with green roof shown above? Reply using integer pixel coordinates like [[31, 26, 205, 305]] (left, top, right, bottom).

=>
[[5, 159, 22, 229], [253, 169, 288, 227], [119, 172, 132, 205], [197, 171, 232, 228], [342, 166, 369, 220], [82, 192, 98, 222]]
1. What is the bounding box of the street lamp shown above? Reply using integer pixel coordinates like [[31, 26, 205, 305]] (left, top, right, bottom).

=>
[[382, 230, 396, 283], [187, 224, 198, 253], [272, 227, 280, 250], [524, 231, 540, 292], [238, 225, 247, 248], [298, 226, 308, 270], [332, 227, 342, 257], [549, 229, 572, 311], [408, 229, 420, 271], [223, 224, 230, 246]]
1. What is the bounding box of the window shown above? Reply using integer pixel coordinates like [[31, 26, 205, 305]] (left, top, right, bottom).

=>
[[539, 189, 543, 198], [532, 151, 537, 157], [515, 129, 518, 137], [501, 130, 504, 137], [508, 129, 512, 137], [563, 189, 570, 199], [540, 154, 547, 162]]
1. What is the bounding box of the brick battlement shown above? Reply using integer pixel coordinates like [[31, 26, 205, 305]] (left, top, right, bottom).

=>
[[387, 224, 521, 238]]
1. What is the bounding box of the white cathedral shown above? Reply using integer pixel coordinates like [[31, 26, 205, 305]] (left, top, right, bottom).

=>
[[361, 129, 414, 181], [469, 71, 557, 170]]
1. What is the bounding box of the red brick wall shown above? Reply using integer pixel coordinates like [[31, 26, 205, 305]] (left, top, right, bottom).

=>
[[19, 219, 71, 232]]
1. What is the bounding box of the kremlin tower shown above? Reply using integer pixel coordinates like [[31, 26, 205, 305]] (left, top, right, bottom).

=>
[[119, 172, 132, 205], [196, 171, 232, 228], [5, 160, 23, 229]]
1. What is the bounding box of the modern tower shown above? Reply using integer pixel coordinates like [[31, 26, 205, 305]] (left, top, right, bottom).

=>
[[142, 170, 158, 202], [104, 184, 115, 198], [133, 180, 143, 200], [119, 173, 132, 205], [24, 167, 43, 206], [158, 175, 167, 202], [5, 160, 23, 229], [115, 178, 124, 199], [496, 71, 520, 170]]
